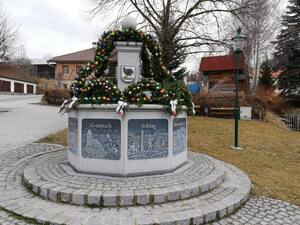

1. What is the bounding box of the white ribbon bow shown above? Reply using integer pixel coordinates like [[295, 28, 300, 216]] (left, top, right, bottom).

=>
[[116, 101, 128, 116], [58, 96, 78, 114], [59, 100, 68, 113], [170, 99, 178, 116], [69, 96, 78, 109], [192, 102, 196, 115]]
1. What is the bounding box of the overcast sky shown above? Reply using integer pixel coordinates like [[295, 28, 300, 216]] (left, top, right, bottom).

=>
[[6, 0, 111, 62], [5, 0, 289, 67]]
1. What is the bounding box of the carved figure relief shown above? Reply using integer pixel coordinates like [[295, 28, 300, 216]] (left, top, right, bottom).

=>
[[173, 118, 187, 155], [128, 119, 168, 160], [68, 117, 78, 155], [82, 119, 121, 160]]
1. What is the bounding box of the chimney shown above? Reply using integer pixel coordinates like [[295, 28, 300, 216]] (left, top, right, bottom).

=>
[[92, 42, 97, 48]]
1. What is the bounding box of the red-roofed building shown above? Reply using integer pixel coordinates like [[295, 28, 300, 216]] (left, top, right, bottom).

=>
[[49, 47, 118, 88], [199, 55, 248, 93], [48, 48, 96, 88], [271, 70, 283, 79]]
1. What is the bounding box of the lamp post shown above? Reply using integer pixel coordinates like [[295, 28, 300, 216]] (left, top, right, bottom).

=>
[[232, 28, 246, 149]]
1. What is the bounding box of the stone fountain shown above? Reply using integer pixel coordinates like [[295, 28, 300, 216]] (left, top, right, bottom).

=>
[[68, 18, 187, 176], [0, 17, 252, 225]]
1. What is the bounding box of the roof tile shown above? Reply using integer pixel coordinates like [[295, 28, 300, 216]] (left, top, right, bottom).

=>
[[49, 48, 95, 63], [200, 55, 245, 72], [0, 65, 36, 83]]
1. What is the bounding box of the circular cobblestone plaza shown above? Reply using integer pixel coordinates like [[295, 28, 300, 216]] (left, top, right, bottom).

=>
[[0, 143, 299, 225]]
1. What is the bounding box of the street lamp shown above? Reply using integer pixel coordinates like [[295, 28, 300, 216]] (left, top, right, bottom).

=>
[[232, 27, 246, 149]]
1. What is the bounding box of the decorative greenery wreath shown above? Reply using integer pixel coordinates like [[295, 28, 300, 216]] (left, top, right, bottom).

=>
[[61, 28, 194, 115]]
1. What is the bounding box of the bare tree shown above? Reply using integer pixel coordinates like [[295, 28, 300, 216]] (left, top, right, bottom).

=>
[[87, 0, 257, 72], [229, 0, 281, 92], [13, 45, 31, 65], [0, 1, 17, 62]]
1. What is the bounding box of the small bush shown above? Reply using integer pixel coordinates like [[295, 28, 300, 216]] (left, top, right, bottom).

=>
[[42, 88, 69, 105], [245, 94, 267, 120], [255, 88, 288, 115]]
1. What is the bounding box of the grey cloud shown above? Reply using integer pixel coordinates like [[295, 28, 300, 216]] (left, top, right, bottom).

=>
[[6, 0, 105, 58]]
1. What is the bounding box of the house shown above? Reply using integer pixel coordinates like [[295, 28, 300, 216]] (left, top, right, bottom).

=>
[[48, 48, 95, 88], [0, 65, 36, 94], [272, 70, 283, 96], [31, 63, 55, 79], [199, 55, 248, 93]]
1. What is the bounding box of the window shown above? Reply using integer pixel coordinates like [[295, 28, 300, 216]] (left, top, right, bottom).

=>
[[62, 65, 69, 75], [76, 65, 82, 75]]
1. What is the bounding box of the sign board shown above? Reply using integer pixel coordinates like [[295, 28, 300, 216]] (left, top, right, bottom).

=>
[[240, 106, 252, 120]]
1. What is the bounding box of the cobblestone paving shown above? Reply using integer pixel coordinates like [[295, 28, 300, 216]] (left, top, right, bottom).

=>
[[22, 149, 225, 206], [0, 210, 36, 225], [0, 197, 299, 225], [210, 197, 300, 225], [0, 144, 298, 225], [0, 144, 250, 224]]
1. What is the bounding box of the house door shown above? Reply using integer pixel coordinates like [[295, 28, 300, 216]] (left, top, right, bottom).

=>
[[27, 84, 34, 93], [0, 80, 11, 92], [14, 82, 24, 93]]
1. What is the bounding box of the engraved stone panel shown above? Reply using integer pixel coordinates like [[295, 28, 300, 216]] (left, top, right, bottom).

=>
[[128, 119, 168, 160], [82, 119, 121, 160], [68, 117, 78, 155], [173, 118, 187, 155]]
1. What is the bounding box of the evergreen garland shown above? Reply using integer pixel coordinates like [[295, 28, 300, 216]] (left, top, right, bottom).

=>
[[67, 28, 194, 115], [123, 79, 168, 106], [72, 77, 122, 104]]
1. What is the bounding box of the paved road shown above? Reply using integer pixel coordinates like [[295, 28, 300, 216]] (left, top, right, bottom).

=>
[[0, 94, 67, 152]]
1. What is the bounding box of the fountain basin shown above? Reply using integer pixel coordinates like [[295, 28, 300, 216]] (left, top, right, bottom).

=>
[[68, 104, 187, 176]]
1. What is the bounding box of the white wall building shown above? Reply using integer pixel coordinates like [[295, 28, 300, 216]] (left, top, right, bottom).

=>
[[0, 66, 36, 94]]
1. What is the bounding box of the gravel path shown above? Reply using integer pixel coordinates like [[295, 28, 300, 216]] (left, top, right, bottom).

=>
[[0, 94, 67, 152]]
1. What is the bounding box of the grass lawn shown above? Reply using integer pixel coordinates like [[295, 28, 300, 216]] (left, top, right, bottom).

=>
[[37, 117, 300, 206]]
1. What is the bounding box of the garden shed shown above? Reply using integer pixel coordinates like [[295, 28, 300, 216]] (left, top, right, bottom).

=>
[[199, 55, 248, 93]]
